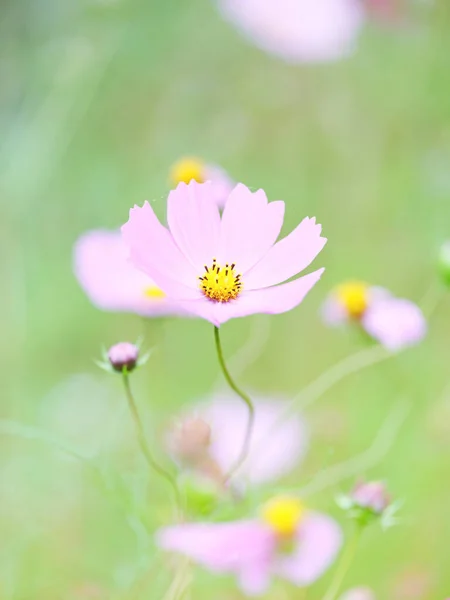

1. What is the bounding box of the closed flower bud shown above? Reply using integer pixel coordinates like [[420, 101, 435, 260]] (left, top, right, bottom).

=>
[[438, 241, 450, 286], [168, 418, 212, 464], [351, 480, 390, 514], [107, 342, 139, 372]]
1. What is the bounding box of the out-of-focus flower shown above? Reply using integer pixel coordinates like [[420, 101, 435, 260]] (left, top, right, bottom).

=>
[[337, 480, 399, 529], [216, 0, 365, 63], [168, 394, 308, 487], [122, 181, 326, 327], [74, 230, 188, 317], [339, 587, 376, 600], [170, 156, 234, 210], [157, 496, 342, 596], [392, 566, 435, 600], [108, 342, 139, 372], [438, 241, 450, 286], [322, 281, 426, 351]]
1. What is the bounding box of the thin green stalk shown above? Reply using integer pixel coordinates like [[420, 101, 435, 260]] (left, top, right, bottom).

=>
[[214, 326, 255, 480], [122, 372, 181, 512], [322, 526, 363, 600]]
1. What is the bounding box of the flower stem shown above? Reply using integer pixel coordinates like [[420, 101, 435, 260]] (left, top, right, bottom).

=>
[[122, 372, 182, 512], [322, 525, 363, 600], [213, 326, 255, 480]]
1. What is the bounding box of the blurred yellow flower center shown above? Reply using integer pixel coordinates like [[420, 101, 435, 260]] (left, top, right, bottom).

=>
[[335, 281, 369, 318], [199, 259, 242, 303], [170, 157, 205, 185], [261, 496, 304, 537], [144, 285, 166, 300]]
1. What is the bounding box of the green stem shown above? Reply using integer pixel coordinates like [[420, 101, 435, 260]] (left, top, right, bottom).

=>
[[122, 372, 182, 512], [322, 526, 363, 600], [214, 326, 255, 480]]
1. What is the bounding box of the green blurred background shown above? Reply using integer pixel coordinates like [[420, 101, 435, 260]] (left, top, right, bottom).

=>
[[1, 0, 450, 597]]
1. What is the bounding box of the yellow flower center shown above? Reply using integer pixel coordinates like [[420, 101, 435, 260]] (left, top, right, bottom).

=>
[[335, 281, 369, 318], [170, 157, 205, 185], [199, 259, 242, 303], [260, 496, 304, 537], [144, 285, 166, 300]]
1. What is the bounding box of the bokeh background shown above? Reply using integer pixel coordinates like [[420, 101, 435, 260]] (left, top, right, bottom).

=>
[[2, 0, 450, 597]]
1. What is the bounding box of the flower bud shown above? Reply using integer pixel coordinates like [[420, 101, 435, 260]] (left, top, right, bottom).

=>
[[351, 480, 390, 514], [107, 342, 139, 372], [438, 241, 450, 286], [168, 418, 212, 464]]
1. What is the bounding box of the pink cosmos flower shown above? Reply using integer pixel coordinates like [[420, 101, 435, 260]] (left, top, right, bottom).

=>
[[170, 395, 308, 486], [322, 281, 426, 351], [170, 156, 234, 210], [157, 497, 342, 596], [340, 588, 376, 600], [74, 230, 187, 317], [122, 181, 326, 327], [216, 0, 365, 63]]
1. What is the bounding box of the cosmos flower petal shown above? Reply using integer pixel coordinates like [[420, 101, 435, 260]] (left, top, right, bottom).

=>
[[121, 201, 200, 299], [274, 512, 342, 585], [218, 184, 285, 272], [156, 521, 274, 573], [204, 164, 235, 210], [211, 268, 325, 325], [362, 297, 427, 351], [321, 295, 348, 326], [194, 396, 308, 485], [73, 230, 188, 316], [167, 181, 221, 269], [238, 562, 272, 597], [245, 217, 327, 289]]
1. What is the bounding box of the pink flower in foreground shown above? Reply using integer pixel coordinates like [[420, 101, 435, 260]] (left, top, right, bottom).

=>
[[74, 230, 187, 317], [170, 157, 234, 210], [157, 496, 342, 596], [122, 181, 326, 327], [216, 0, 365, 63], [322, 281, 426, 351], [169, 395, 308, 486], [340, 588, 376, 600]]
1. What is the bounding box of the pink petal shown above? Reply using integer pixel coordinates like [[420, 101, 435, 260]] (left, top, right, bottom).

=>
[[121, 202, 200, 299], [238, 562, 272, 596], [196, 395, 308, 485], [321, 294, 348, 326], [156, 521, 274, 573], [245, 217, 327, 290], [73, 230, 186, 317], [204, 164, 235, 210], [217, 0, 365, 64], [217, 184, 285, 273], [167, 181, 221, 270], [362, 297, 427, 351], [213, 268, 325, 325], [274, 512, 342, 585]]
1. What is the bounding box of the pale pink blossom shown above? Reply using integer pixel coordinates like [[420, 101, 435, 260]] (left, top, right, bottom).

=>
[[107, 342, 139, 372], [351, 481, 390, 514], [74, 230, 187, 317], [171, 395, 308, 486], [122, 181, 326, 327], [322, 282, 426, 351], [217, 0, 365, 63], [157, 504, 341, 596]]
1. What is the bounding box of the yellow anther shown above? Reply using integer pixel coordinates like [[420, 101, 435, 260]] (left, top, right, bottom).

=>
[[170, 157, 205, 186], [260, 496, 304, 537], [335, 281, 369, 318], [199, 260, 242, 303]]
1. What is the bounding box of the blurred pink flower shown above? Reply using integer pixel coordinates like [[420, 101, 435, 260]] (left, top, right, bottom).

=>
[[74, 230, 187, 317], [108, 341, 139, 372], [157, 497, 341, 596], [217, 0, 365, 63], [170, 156, 234, 210], [340, 587, 376, 600], [322, 282, 426, 351], [171, 395, 308, 486], [351, 480, 390, 514], [122, 181, 326, 326]]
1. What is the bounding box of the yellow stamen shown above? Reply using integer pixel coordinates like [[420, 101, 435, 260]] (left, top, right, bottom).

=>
[[144, 285, 166, 300], [260, 496, 304, 537], [170, 157, 205, 186], [199, 259, 242, 303], [335, 281, 369, 318]]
